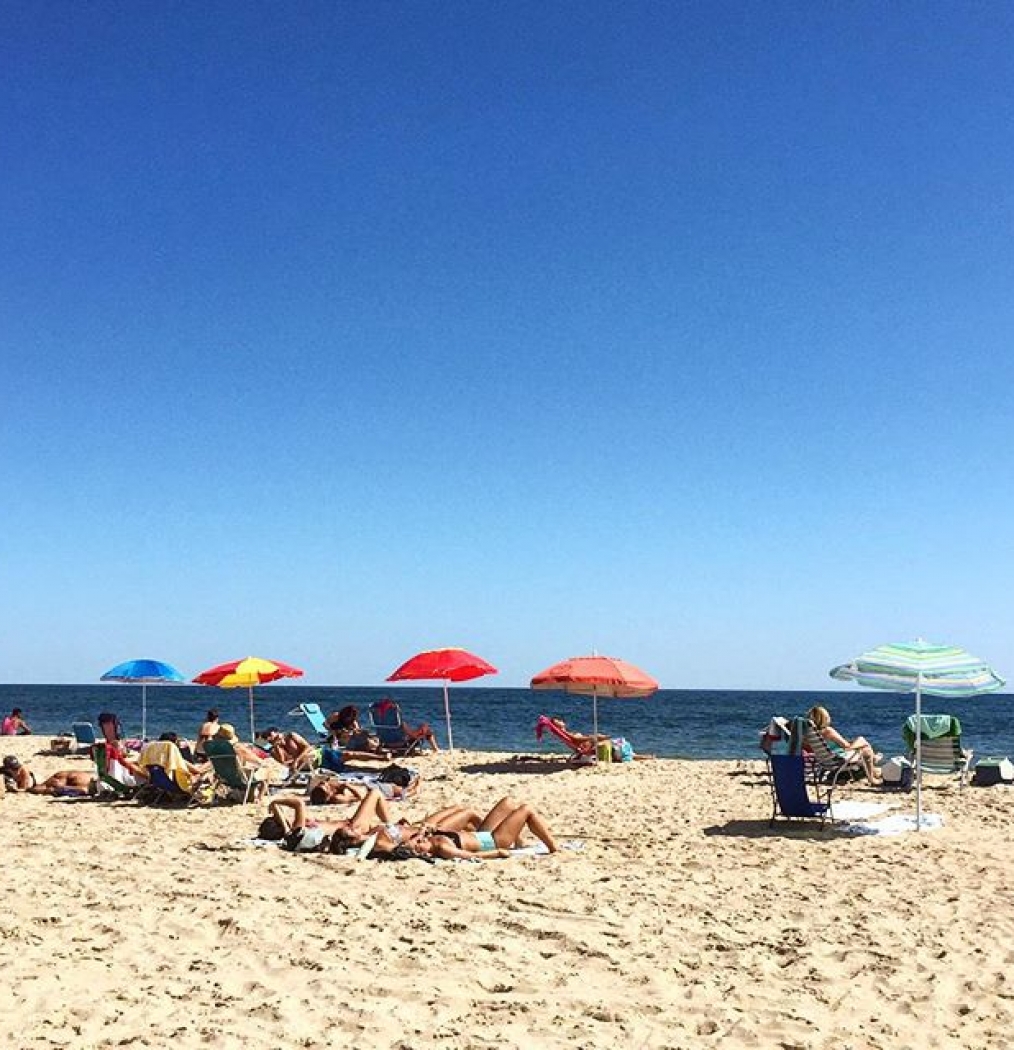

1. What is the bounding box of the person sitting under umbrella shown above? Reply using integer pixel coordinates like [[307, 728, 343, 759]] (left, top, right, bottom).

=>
[[194, 709, 221, 759], [546, 717, 653, 761], [372, 698, 441, 752], [213, 724, 288, 790], [262, 727, 317, 772], [807, 705, 883, 785]]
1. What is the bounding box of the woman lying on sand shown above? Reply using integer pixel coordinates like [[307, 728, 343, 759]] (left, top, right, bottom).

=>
[[3, 757, 95, 796], [260, 789, 398, 852], [322, 795, 559, 860], [261, 791, 558, 859], [390, 796, 559, 860], [307, 775, 415, 804]]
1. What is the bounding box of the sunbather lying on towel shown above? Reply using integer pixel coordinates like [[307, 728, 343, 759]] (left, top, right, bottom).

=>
[[307, 775, 416, 804], [3, 758, 95, 796], [327, 795, 560, 860], [259, 790, 400, 852], [35, 770, 98, 796]]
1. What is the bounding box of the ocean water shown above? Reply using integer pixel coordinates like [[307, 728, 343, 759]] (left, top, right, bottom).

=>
[[2, 684, 1013, 761]]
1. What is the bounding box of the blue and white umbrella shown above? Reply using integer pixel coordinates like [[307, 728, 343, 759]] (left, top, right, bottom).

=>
[[101, 659, 185, 742], [831, 639, 1004, 828]]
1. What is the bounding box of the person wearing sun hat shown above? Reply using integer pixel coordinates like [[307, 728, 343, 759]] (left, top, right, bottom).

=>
[[215, 723, 288, 784], [3, 755, 36, 792]]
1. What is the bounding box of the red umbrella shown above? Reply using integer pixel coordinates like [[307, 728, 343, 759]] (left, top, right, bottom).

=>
[[193, 656, 303, 741], [530, 655, 658, 758], [387, 647, 497, 751]]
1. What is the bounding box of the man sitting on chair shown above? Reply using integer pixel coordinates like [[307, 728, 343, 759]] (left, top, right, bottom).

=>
[[263, 727, 317, 772]]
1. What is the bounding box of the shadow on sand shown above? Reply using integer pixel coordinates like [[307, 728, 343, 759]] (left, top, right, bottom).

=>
[[459, 756, 576, 776], [703, 818, 840, 840]]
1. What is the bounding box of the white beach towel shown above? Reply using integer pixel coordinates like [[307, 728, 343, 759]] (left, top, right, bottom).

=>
[[510, 839, 585, 857], [839, 812, 944, 836], [829, 800, 893, 821]]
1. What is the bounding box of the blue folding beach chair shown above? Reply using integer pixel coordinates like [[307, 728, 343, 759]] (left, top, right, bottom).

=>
[[368, 700, 421, 756], [72, 722, 98, 753], [289, 703, 329, 741], [766, 754, 833, 828]]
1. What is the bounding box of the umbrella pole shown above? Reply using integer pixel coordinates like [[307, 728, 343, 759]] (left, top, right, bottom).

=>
[[141, 683, 147, 743], [443, 680, 454, 752], [249, 685, 256, 742], [592, 692, 599, 763], [915, 673, 923, 830]]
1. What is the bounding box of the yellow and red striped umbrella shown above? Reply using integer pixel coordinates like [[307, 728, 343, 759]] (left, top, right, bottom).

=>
[[194, 656, 303, 740]]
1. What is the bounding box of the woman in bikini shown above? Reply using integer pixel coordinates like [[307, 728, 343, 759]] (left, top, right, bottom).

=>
[[260, 789, 404, 852], [327, 796, 559, 860]]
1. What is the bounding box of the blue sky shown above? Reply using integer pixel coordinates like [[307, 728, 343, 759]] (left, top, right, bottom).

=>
[[1, 2, 1011, 688]]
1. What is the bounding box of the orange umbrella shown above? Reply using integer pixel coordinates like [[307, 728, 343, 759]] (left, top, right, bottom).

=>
[[530, 655, 658, 758], [193, 656, 303, 741], [387, 647, 497, 752]]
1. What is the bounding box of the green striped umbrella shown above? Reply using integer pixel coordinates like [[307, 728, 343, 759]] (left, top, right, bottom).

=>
[[831, 639, 1004, 829]]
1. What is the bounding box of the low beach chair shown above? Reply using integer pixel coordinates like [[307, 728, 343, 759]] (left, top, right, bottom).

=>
[[368, 700, 421, 756], [766, 753, 833, 828], [204, 737, 266, 804], [289, 702, 329, 741], [136, 740, 205, 806], [788, 717, 867, 787], [534, 715, 596, 763], [903, 714, 973, 791], [72, 722, 97, 753], [90, 743, 139, 799]]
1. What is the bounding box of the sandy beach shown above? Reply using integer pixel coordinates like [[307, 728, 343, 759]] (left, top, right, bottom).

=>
[[1, 738, 1012, 1050]]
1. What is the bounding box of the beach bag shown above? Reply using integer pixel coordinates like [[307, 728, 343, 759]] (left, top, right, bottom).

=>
[[611, 738, 635, 763], [378, 764, 413, 788], [971, 757, 1014, 787], [880, 756, 913, 790]]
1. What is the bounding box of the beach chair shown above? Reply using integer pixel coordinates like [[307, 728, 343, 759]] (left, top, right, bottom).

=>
[[90, 743, 139, 799], [534, 715, 597, 763], [759, 716, 792, 755], [766, 754, 834, 828], [788, 717, 867, 787], [136, 740, 206, 806], [903, 714, 973, 791], [72, 722, 97, 753], [368, 700, 421, 756], [289, 702, 329, 741], [204, 737, 266, 804]]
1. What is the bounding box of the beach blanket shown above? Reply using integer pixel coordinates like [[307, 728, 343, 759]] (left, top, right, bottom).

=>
[[828, 800, 892, 821], [244, 837, 583, 859], [839, 812, 944, 836]]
